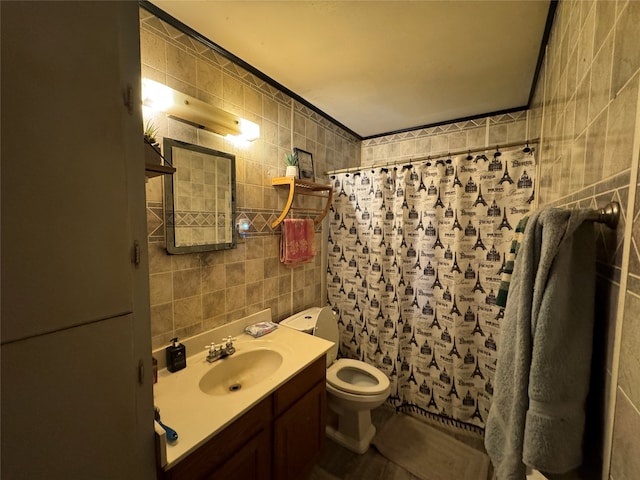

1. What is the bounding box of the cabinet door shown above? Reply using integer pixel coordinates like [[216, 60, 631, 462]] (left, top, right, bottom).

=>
[[1, 0, 138, 342], [274, 356, 326, 415], [274, 381, 326, 480], [1, 315, 143, 479], [207, 430, 271, 480], [163, 397, 272, 480]]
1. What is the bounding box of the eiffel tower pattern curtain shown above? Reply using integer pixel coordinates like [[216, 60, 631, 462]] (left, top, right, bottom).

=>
[[327, 149, 535, 430]]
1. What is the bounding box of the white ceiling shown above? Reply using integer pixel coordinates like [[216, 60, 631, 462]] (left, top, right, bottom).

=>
[[149, 1, 552, 138]]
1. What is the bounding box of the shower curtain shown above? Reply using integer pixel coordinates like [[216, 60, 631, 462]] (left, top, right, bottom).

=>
[[327, 149, 536, 431]]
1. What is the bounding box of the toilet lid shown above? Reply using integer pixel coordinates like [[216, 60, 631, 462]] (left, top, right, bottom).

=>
[[326, 359, 390, 395], [279, 308, 318, 333], [313, 307, 339, 366]]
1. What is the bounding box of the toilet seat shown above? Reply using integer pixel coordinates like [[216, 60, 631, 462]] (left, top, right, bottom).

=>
[[326, 359, 390, 396]]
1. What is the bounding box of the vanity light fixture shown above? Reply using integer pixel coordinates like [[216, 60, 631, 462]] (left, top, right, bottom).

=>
[[141, 78, 260, 142]]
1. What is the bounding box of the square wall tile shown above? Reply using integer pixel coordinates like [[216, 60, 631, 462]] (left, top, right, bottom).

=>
[[610, 389, 640, 480], [196, 59, 223, 97], [618, 291, 640, 409], [226, 285, 246, 312], [149, 272, 172, 306], [605, 74, 638, 176], [611, 0, 640, 97], [174, 296, 202, 329], [172, 269, 201, 299], [166, 43, 197, 87], [140, 29, 166, 72], [222, 73, 243, 107]]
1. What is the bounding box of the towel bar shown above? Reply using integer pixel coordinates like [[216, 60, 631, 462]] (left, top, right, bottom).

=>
[[586, 201, 620, 228]]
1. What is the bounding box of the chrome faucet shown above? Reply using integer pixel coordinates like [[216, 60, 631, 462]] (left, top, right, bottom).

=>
[[205, 336, 236, 363]]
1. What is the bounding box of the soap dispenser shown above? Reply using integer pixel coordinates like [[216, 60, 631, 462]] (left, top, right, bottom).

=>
[[166, 337, 186, 372]]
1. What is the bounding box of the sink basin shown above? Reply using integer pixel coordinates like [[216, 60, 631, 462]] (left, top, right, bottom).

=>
[[199, 348, 284, 396]]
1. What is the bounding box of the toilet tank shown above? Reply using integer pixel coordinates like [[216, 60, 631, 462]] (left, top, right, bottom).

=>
[[281, 307, 338, 367], [279, 307, 320, 334]]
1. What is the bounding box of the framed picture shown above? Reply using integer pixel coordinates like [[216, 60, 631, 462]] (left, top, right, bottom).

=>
[[294, 148, 314, 182]]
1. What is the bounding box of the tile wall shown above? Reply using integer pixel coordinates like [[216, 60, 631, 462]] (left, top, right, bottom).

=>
[[364, 1, 640, 478], [140, 7, 360, 350], [531, 1, 640, 479], [361, 110, 530, 167]]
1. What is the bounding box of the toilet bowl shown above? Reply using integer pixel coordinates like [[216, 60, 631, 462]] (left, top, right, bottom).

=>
[[281, 307, 391, 454]]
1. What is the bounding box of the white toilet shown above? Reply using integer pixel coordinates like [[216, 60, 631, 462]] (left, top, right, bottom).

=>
[[281, 307, 391, 454]]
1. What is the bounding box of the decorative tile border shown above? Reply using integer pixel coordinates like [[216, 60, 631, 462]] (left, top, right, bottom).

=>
[[174, 211, 227, 227], [148, 204, 320, 242], [237, 207, 321, 237], [147, 201, 164, 243], [362, 110, 527, 148], [488, 111, 527, 124]]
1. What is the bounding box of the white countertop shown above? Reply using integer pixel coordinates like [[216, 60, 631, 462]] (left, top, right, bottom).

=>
[[153, 309, 333, 470]]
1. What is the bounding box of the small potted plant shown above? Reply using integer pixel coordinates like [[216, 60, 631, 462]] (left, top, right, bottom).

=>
[[284, 151, 298, 177], [144, 119, 162, 165]]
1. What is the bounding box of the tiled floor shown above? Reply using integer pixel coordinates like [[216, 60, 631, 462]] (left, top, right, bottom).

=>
[[308, 405, 488, 480]]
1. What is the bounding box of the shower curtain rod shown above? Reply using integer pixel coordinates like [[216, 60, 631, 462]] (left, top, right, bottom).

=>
[[324, 138, 540, 176]]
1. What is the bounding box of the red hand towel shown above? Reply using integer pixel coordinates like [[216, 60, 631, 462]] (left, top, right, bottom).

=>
[[280, 218, 316, 266]]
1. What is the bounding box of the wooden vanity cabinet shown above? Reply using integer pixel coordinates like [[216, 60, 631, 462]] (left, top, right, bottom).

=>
[[161, 396, 271, 480], [160, 356, 326, 480], [273, 357, 327, 480]]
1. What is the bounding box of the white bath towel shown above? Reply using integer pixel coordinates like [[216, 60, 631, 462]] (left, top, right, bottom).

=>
[[484, 207, 596, 479]]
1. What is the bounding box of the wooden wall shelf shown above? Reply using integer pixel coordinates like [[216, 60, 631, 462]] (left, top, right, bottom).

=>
[[145, 163, 176, 178], [271, 177, 333, 228], [144, 141, 175, 178]]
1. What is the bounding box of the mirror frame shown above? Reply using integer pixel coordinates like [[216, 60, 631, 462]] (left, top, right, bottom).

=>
[[163, 138, 237, 254]]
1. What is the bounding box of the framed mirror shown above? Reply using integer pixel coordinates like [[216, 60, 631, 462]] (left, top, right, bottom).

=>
[[163, 138, 236, 254]]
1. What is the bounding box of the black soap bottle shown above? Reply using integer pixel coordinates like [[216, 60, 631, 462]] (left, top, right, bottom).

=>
[[166, 337, 186, 372]]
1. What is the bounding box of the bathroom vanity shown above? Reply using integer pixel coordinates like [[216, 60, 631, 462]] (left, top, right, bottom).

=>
[[154, 310, 333, 480], [160, 357, 325, 479]]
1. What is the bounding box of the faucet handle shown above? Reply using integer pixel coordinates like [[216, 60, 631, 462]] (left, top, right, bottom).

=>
[[222, 336, 236, 356]]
